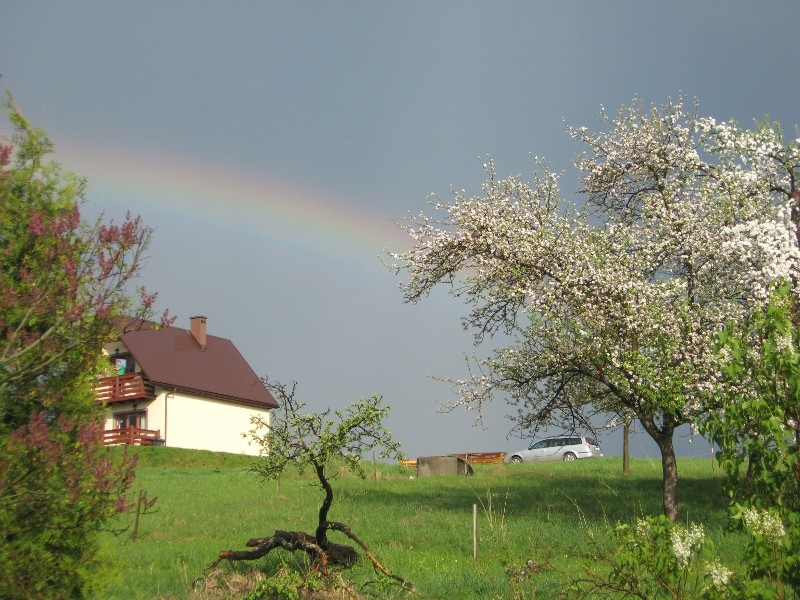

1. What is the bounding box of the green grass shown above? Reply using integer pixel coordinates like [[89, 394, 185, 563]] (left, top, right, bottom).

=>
[[94, 448, 744, 599]]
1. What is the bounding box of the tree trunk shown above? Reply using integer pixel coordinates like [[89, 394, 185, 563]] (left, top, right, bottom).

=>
[[315, 463, 333, 549], [638, 416, 679, 521], [656, 434, 679, 522], [622, 419, 630, 477]]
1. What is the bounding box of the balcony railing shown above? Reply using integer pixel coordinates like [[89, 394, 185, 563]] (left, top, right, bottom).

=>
[[103, 427, 162, 446], [96, 373, 154, 404]]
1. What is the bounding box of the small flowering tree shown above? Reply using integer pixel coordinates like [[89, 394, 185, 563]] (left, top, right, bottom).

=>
[[391, 97, 800, 520], [209, 379, 412, 594], [0, 95, 170, 598]]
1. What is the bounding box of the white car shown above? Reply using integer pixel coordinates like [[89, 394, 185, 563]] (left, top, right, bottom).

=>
[[506, 435, 603, 463]]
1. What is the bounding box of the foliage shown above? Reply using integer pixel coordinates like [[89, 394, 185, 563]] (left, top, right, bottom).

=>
[[573, 509, 800, 600], [0, 94, 168, 598], [702, 281, 800, 595], [390, 95, 800, 520], [248, 379, 403, 483], [243, 567, 317, 600], [573, 515, 734, 599]]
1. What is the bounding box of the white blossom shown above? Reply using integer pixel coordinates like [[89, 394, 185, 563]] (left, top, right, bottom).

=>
[[741, 507, 785, 545], [774, 330, 794, 354], [670, 523, 705, 568], [705, 559, 733, 591], [634, 518, 652, 541]]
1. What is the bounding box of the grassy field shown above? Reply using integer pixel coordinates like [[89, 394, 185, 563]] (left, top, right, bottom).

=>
[[94, 448, 745, 599]]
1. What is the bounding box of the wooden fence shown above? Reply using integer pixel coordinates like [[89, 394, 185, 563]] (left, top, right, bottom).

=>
[[103, 427, 162, 446], [400, 451, 506, 468], [95, 373, 153, 404]]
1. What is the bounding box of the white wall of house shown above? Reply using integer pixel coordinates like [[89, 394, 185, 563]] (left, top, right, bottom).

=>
[[103, 340, 130, 357], [150, 390, 270, 456], [102, 391, 271, 456]]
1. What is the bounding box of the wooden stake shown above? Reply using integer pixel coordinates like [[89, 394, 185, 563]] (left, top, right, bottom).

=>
[[472, 503, 478, 559]]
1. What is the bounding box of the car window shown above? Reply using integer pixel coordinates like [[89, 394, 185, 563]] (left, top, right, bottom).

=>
[[566, 437, 581, 445], [531, 440, 548, 450]]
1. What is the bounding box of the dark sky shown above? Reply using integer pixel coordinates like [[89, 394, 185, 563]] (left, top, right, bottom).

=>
[[2, 1, 798, 459]]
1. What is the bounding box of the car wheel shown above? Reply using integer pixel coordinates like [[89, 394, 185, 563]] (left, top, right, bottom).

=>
[[510, 456, 523, 464], [563, 452, 577, 462]]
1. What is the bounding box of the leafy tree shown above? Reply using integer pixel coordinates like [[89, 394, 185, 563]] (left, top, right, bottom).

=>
[[390, 97, 800, 520], [703, 281, 799, 593], [0, 95, 168, 598], [209, 379, 412, 593]]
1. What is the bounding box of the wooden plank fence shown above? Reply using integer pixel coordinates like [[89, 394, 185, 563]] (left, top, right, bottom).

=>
[[95, 373, 153, 404], [103, 427, 162, 446], [400, 451, 506, 468]]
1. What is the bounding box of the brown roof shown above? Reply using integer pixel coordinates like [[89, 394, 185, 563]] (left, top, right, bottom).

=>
[[118, 320, 278, 409]]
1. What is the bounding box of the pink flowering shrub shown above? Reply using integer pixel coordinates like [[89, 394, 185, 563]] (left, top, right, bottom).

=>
[[0, 94, 166, 598], [0, 412, 137, 597]]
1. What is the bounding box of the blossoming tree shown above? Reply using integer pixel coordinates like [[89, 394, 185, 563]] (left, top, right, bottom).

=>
[[391, 97, 800, 520]]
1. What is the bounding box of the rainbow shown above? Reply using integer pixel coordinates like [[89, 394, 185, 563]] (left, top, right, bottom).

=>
[[53, 138, 409, 269]]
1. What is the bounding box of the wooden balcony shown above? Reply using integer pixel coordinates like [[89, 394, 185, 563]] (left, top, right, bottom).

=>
[[103, 427, 162, 446], [96, 373, 155, 404]]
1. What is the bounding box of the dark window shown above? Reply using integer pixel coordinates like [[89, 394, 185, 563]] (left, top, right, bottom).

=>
[[114, 410, 147, 430]]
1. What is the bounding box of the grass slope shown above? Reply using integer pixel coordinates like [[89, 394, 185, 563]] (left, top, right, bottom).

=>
[[95, 448, 742, 599]]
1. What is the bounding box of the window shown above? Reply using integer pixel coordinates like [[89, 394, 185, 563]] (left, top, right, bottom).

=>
[[110, 354, 135, 375], [114, 411, 147, 430]]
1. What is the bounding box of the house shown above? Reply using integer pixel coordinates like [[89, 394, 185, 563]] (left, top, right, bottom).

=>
[[97, 315, 279, 455]]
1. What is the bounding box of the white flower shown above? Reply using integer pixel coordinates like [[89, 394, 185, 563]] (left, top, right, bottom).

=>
[[635, 518, 651, 540], [705, 559, 733, 590], [774, 331, 794, 354], [670, 523, 705, 568], [742, 507, 785, 545]]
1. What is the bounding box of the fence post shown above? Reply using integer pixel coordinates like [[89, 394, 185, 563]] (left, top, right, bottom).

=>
[[473, 503, 478, 559]]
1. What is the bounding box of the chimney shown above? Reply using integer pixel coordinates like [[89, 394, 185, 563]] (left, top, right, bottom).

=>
[[190, 316, 207, 351]]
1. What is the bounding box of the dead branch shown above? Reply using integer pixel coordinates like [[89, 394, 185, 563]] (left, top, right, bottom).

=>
[[209, 527, 362, 571], [210, 530, 329, 571], [209, 523, 413, 592], [325, 521, 415, 591]]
